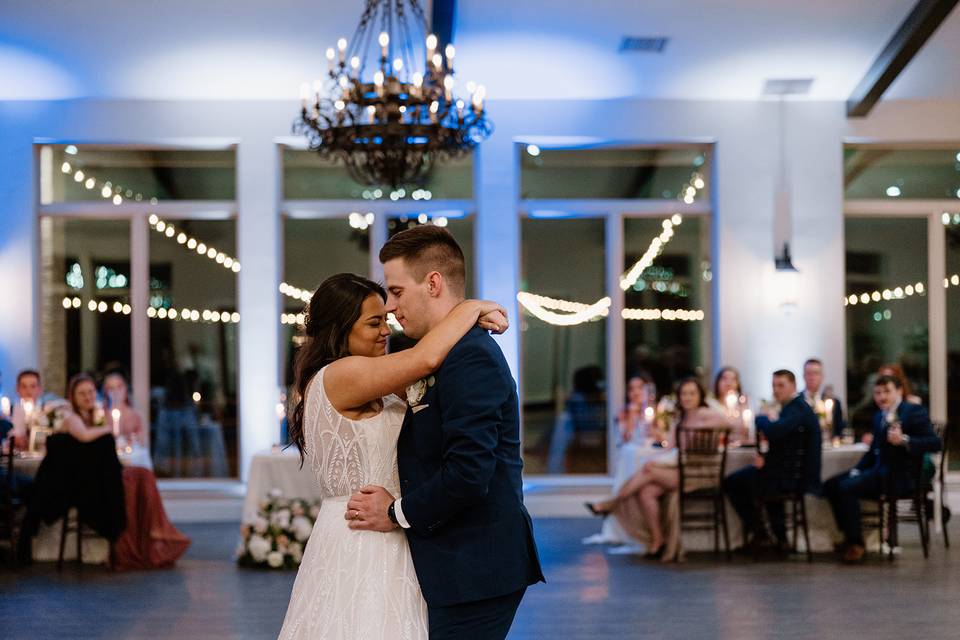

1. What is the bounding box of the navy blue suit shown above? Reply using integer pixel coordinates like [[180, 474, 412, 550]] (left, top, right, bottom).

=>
[[723, 394, 822, 542], [823, 401, 941, 545], [397, 327, 544, 639]]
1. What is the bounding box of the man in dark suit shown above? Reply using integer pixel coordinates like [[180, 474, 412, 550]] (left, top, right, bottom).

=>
[[724, 369, 821, 550], [347, 226, 544, 639], [823, 374, 941, 564], [801, 358, 846, 437]]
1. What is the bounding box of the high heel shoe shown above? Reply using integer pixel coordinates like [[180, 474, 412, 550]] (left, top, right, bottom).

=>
[[584, 502, 611, 517], [643, 544, 665, 560]]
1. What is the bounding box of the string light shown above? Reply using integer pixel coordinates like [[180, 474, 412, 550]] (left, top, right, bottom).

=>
[[517, 292, 611, 326], [65, 296, 238, 323], [621, 308, 704, 321], [279, 282, 312, 303], [148, 215, 242, 273], [620, 214, 683, 290]]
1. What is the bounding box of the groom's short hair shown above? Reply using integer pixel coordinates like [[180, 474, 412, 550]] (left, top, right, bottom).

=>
[[379, 225, 466, 295]]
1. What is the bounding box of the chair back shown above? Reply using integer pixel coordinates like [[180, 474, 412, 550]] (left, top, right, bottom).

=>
[[764, 425, 811, 495], [933, 422, 950, 484], [677, 426, 730, 494]]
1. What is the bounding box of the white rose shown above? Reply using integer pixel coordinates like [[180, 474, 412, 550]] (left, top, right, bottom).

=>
[[271, 509, 292, 530], [269, 488, 283, 499], [406, 379, 427, 407], [292, 515, 314, 542], [289, 542, 304, 563], [267, 551, 284, 568], [247, 535, 271, 562], [253, 517, 268, 534]]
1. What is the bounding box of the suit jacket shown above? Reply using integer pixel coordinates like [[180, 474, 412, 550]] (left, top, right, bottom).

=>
[[756, 394, 822, 494], [397, 327, 544, 608], [856, 401, 941, 494]]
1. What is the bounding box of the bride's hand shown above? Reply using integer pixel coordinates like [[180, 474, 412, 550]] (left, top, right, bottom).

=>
[[479, 309, 509, 334]]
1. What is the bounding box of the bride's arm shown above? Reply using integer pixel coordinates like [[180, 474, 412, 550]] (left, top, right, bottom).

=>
[[325, 300, 507, 412]]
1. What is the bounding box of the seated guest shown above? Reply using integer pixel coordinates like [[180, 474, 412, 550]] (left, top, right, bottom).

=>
[[878, 363, 923, 405], [586, 377, 732, 560], [822, 375, 941, 564], [802, 358, 846, 437], [723, 370, 821, 551], [18, 373, 126, 563], [102, 371, 147, 447], [617, 372, 656, 444], [9, 369, 62, 449], [708, 366, 750, 440]]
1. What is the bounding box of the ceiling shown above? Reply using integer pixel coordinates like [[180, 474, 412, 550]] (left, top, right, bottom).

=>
[[0, 0, 956, 102]]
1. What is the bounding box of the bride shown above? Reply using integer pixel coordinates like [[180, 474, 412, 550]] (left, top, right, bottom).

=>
[[278, 273, 507, 639]]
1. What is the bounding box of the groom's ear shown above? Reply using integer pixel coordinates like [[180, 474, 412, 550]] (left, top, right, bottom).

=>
[[425, 271, 444, 297]]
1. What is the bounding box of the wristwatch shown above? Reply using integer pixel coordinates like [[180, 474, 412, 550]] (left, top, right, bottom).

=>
[[387, 501, 398, 525]]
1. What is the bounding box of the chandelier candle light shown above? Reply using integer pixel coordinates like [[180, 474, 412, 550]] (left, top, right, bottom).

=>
[[294, 0, 492, 187]]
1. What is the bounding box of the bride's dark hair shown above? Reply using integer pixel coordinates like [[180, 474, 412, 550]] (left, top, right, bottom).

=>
[[288, 273, 387, 465]]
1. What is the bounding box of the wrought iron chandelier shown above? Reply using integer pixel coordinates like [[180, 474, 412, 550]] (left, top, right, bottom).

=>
[[293, 0, 492, 188]]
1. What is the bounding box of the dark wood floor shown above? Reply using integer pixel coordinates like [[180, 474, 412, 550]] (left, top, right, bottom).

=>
[[1, 518, 956, 639]]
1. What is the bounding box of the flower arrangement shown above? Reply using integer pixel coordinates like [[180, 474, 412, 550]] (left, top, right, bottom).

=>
[[237, 488, 321, 570], [30, 399, 72, 432]]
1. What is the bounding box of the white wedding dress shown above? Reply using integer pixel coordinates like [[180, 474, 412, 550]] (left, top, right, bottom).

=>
[[278, 367, 428, 639]]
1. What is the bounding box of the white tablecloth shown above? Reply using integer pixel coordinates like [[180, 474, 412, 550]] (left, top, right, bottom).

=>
[[242, 448, 321, 523], [595, 443, 870, 553]]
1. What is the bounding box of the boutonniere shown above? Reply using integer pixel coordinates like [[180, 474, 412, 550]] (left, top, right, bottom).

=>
[[406, 375, 436, 408]]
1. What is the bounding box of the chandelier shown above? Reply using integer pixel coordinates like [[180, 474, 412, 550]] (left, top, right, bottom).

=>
[[293, 0, 492, 188]]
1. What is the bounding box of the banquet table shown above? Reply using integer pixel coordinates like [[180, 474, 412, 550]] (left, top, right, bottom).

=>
[[12, 444, 154, 564], [591, 442, 870, 554], [242, 448, 322, 523]]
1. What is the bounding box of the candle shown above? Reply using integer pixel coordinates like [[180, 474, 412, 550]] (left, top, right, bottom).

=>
[[378, 32, 389, 59], [337, 37, 347, 63], [22, 399, 34, 420], [111, 408, 121, 437], [824, 398, 834, 426], [724, 391, 737, 414], [299, 82, 310, 109], [644, 406, 655, 422], [0, 396, 9, 418], [325, 47, 335, 73]]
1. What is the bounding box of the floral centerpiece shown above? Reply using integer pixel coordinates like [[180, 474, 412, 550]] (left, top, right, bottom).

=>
[[26, 399, 74, 453], [237, 488, 321, 570], [30, 399, 73, 432]]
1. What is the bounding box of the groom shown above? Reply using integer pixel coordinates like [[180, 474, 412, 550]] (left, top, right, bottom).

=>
[[347, 225, 544, 638]]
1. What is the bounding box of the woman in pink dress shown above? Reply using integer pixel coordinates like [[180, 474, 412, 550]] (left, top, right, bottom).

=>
[[98, 372, 190, 570], [103, 372, 146, 447], [587, 377, 734, 559]]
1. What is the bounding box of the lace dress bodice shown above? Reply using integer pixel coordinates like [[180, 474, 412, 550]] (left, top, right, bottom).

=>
[[302, 366, 408, 500]]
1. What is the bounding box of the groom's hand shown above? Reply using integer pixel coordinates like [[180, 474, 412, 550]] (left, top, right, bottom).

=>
[[346, 485, 397, 532]]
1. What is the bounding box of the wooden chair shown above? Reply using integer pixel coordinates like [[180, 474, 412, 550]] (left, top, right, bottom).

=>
[[57, 506, 96, 571], [677, 426, 731, 559], [862, 454, 929, 561], [0, 438, 25, 566], [754, 425, 813, 562], [933, 421, 950, 548]]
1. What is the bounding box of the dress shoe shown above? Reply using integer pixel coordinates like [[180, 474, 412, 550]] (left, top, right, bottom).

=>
[[841, 544, 866, 564]]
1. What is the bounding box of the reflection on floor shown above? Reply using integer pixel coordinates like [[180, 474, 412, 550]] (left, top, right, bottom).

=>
[[1, 518, 956, 639]]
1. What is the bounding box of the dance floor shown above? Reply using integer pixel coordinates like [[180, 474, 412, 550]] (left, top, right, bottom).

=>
[[2, 518, 956, 639]]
